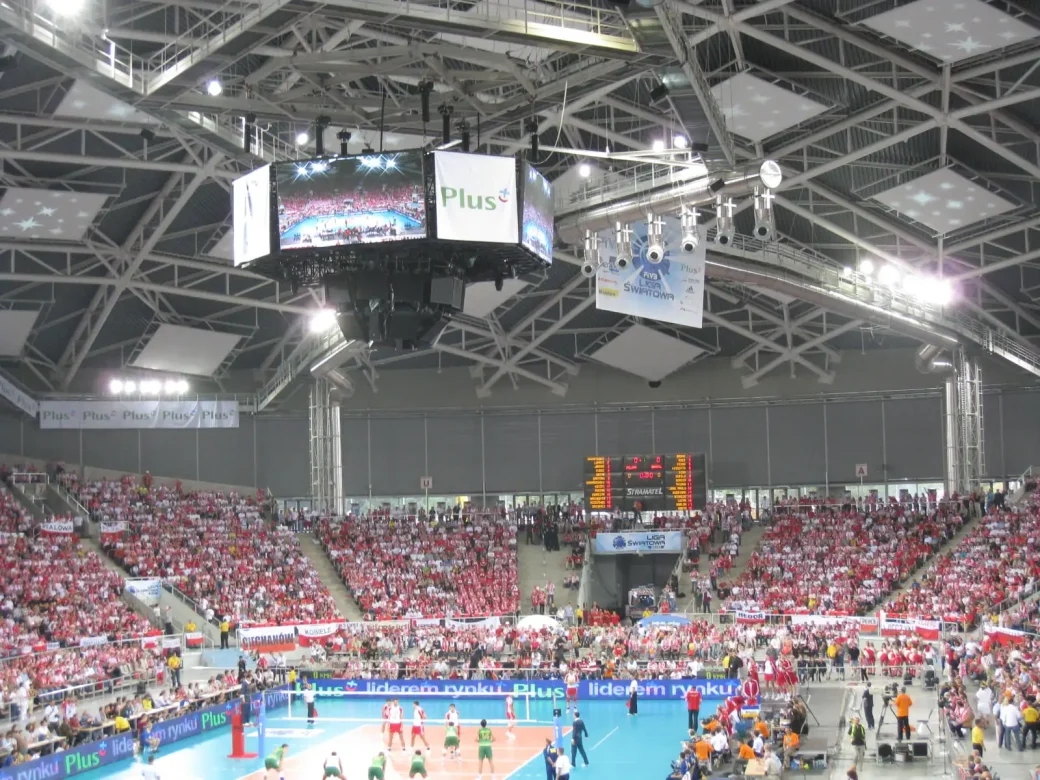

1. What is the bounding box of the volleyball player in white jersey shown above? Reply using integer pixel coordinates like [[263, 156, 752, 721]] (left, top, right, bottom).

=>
[[505, 695, 517, 740], [410, 700, 430, 751], [387, 698, 406, 752], [564, 671, 579, 713]]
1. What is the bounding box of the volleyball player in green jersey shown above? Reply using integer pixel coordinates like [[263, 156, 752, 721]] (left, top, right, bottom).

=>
[[368, 752, 387, 780], [476, 718, 496, 780], [409, 748, 428, 778], [444, 720, 461, 760], [264, 744, 289, 780]]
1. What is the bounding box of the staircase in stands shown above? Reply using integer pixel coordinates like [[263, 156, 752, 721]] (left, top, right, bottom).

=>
[[297, 533, 365, 622], [517, 538, 579, 614], [684, 522, 768, 612]]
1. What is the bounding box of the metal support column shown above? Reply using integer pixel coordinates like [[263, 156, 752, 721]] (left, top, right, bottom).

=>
[[943, 350, 985, 496], [309, 379, 344, 515]]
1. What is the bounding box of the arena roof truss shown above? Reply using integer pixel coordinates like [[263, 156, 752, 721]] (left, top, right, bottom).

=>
[[0, 0, 1037, 405]]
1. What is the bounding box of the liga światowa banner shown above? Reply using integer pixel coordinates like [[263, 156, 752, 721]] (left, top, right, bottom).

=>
[[596, 218, 706, 328], [593, 531, 685, 555], [38, 399, 239, 429], [434, 152, 518, 243]]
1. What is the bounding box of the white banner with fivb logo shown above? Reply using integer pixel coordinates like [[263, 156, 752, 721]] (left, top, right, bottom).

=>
[[39, 399, 239, 429], [434, 152, 518, 243]]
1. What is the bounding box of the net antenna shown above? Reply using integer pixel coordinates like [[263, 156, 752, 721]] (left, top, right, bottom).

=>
[[284, 689, 535, 725]]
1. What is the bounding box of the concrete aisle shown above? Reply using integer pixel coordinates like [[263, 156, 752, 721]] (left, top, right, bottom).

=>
[[517, 538, 578, 614], [297, 533, 365, 622]]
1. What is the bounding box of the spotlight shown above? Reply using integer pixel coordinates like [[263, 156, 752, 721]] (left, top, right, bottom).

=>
[[931, 279, 955, 306], [581, 230, 600, 279], [680, 205, 699, 253], [109, 379, 123, 394], [295, 131, 309, 146], [315, 115, 330, 157], [652, 139, 666, 153], [614, 222, 633, 270], [708, 178, 726, 194], [140, 380, 161, 395], [673, 134, 688, 149], [645, 212, 665, 264], [649, 83, 669, 104], [164, 380, 179, 394], [336, 130, 352, 156], [842, 266, 854, 277], [175, 380, 190, 394], [45, 0, 86, 13], [206, 79, 222, 97], [714, 196, 735, 246], [123, 380, 137, 394], [878, 265, 900, 287], [578, 163, 591, 178], [384, 157, 397, 169], [859, 259, 875, 276], [752, 187, 775, 241], [309, 308, 338, 334]]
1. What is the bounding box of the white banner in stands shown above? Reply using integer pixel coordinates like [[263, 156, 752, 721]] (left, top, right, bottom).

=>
[[592, 530, 684, 555], [0, 372, 37, 417], [445, 617, 501, 629], [297, 623, 340, 639], [41, 520, 74, 535], [39, 399, 239, 429], [126, 578, 162, 606], [434, 152, 518, 243], [100, 521, 127, 535], [79, 635, 109, 648]]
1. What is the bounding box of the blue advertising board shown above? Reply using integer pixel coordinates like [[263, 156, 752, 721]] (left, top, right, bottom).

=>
[[297, 676, 741, 701], [0, 688, 287, 780]]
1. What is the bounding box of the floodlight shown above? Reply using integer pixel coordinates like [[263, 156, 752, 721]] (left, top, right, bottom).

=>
[[123, 381, 137, 394], [164, 380, 179, 394], [175, 380, 190, 394], [673, 134, 688, 149], [842, 266, 853, 277], [652, 139, 666, 153], [930, 279, 955, 306], [878, 265, 900, 287], [140, 380, 161, 395], [206, 79, 222, 97], [109, 379, 123, 394], [578, 163, 591, 178], [295, 132, 309, 146], [384, 157, 397, 169], [713, 196, 735, 247], [45, 0, 86, 13], [859, 259, 875, 276], [310, 308, 338, 334]]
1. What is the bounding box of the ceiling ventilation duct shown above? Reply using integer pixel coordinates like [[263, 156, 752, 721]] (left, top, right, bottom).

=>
[[556, 161, 782, 246], [914, 344, 956, 376]]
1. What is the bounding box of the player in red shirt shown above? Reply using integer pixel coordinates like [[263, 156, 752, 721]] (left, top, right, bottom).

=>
[[564, 671, 579, 712], [741, 677, 760, 707], [410, 700, 430, 751], [387, 698, 406, 751], [505, 695, 517, 741], [382, 698, 392, 736], [685, 687, 702, 732]]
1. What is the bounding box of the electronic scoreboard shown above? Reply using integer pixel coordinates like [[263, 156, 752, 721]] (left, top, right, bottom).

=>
[[582, 453, 707, 512]]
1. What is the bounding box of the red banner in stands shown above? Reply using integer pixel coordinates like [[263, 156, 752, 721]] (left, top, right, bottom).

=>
[[185, 632, 205, 648], [983, 625, 1029, 646], [100, 521, 127, 542], [735, 611, 767, 625]]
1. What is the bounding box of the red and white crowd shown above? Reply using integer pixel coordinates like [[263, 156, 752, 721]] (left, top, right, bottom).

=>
[[724, 507, 964, 614], [316, 513, 520, 620], [72, 475, 341, 626]]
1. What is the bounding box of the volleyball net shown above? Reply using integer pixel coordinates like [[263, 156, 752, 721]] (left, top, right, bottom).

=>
[[282, 689, 538, 726]]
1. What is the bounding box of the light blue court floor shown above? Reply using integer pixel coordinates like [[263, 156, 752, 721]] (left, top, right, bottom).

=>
[[72, 695, 723, 780]]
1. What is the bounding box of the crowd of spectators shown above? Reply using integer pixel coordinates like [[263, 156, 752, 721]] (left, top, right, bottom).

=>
[[72, 475, 341, 627], [887, 508, 1040, 626], [317, 512, 519, 620], [278, 187, 424, 246], [724, 507, 963, 614]]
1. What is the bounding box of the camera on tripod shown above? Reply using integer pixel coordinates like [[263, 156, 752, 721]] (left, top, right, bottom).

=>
[[882, 682, 899, 704]]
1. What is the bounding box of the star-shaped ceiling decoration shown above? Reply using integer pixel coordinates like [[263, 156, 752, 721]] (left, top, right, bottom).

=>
[[873, 169, 1016, 235], [710, 73, 829, 143], [0, 188, 108, 240], [864, 0, 1039, 63], [53, 80, 158, 125]]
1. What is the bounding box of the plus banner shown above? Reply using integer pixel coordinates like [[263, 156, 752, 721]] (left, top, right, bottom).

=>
[[434, 151, 518, 243], [592, 531, 685, 555], [596, 217, 706, 329], [298, 676, 741, 701], [39, 399, 239, 429]]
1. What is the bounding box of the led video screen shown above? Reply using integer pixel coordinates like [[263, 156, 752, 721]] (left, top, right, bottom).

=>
[[521, 162, 553, 264], [275, 152, 426, 250]]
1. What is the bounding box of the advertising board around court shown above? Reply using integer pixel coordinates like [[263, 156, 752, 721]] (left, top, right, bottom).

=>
[[2, 689, 289, 780], [296, 676, 741, 701], [38, 399, 239, 429], [592, 530, 685, 555]]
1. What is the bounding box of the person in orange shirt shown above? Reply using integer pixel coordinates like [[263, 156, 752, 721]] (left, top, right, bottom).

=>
[[738, 740, 757, 761], [694, 737, 713, 763], [783, 727, 800, 763], [754, 717, 771, 739], [894, 688, 913, 741]]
